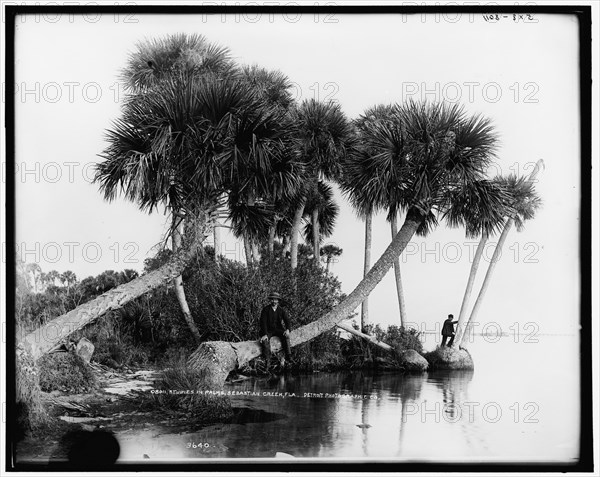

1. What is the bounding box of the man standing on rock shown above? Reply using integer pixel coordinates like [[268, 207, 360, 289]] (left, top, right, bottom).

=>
[[260, 292, 293, 368], [441, 314, 458, 347]]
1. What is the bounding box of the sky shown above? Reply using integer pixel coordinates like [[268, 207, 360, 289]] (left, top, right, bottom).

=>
[[7, 8, 590, 338]]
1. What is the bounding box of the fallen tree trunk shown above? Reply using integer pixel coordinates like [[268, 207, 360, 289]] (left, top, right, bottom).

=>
[[336, 322, 393, 351], [188, 210, 423, 388], [19, 211, 212, 362]]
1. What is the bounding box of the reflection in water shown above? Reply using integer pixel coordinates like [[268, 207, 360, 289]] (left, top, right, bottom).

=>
[[113, 336, 579, 462]]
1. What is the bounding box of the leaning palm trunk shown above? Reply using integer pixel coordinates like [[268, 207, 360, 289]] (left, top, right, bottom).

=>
[[361, 212, 372, 332], [452, 233, 488, 348], [172, 217, 202, 343], [289, 200, 306, 269], [19, 211, 212, 362], [188, 209, 423, 388], [459, 219, 513, 348], [459, 159, 544, 348], [391, 214, 406, 327], [312, 208, 320, 264]]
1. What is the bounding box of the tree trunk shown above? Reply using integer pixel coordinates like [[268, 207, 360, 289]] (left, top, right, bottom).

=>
[[326, 256, 332, 272], [188, 208, 423, 388], [458, 158, 544, 348], [282, 234, 290, 258], [268, 223, 276, 257], [312, 208, 320, 264], [251, 241, 260, 263], [20, 213, 211, 362], [289, 200, 306, 269], [361, 212, 372, 332], [213, 220, 222, 263], [243, 235, 253, 267], [336, 322, 393, 351], [452, 233, 488, 348], [172, 217, 202, 344], [459, 218, 513, 348], [391, 214, 406, 327]]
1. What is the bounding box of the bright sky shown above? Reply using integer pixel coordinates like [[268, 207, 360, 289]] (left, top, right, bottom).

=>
[[8, 8, 591, 337]]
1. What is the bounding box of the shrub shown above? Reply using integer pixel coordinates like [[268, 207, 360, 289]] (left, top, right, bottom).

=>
[[38, 352, 96, 393], [143, 361, 233, 423], [340, 324, 424, 369]]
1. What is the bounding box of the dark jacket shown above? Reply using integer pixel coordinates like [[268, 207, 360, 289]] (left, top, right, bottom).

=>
[[260, 305, 290, 336], [442, 318, 457, 336]]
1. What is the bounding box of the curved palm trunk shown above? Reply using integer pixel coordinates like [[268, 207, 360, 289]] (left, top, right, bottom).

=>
[[19, 212, 211, 362], [452, 233, 488, 348], [188, 209, 423, 387], [289, 200, 306, 269], [391, 214, 406, 327], [312, 208, 320, 264], [172, 217, 202, 343], [361, 212, 372, 332], [459, 219, 513, 347]]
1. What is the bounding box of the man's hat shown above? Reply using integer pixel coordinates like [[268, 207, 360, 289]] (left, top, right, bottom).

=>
[[268, 292, 282, 300]]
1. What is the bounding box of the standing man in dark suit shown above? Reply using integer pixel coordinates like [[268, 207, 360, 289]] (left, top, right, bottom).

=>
[[441, 314, 459, 347], [260, 291, 293, 366]]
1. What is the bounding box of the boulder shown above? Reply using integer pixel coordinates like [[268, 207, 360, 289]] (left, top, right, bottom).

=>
[[75, 338, 95, 363], [398, 349, 429, 372], [424, 346, 474, 370]]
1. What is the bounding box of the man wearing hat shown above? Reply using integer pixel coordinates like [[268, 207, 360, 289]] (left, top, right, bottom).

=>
[[259, 291, 293, 366]]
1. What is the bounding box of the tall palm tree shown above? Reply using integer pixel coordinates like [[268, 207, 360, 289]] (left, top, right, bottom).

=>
[[190, 100, 501, 387], [442, 177, 514, 347], [343, 104, 407, 327], [98, 33, 236, 340], [343, 105, 395, 330], [226, 65, 302, 266], [457, 160, 543, 348], [289, 99, 353, 268], [19, 37, 296, 359]]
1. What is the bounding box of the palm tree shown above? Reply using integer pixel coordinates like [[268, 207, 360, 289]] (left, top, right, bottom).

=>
[[442, 177, 514, 347], [289, 99, 353, 268], [19, 37, 297, 359], [302, 181, 340, 256], [60, 270, 77, 289], [96, 34, 237, 340], [225, 65, 302, 266], [457, 160, 543, 348], [320, 244, 343, 272], [189, 100, 500, 387]]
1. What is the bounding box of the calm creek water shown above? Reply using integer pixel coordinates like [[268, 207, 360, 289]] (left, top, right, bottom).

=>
[[115, 333, 580, 463]]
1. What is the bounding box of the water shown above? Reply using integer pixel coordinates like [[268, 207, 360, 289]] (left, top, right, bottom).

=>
[[117, 334, 580, 462]]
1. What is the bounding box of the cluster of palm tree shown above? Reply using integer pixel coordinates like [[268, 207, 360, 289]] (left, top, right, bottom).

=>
[[19, 33, 542, 365]]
